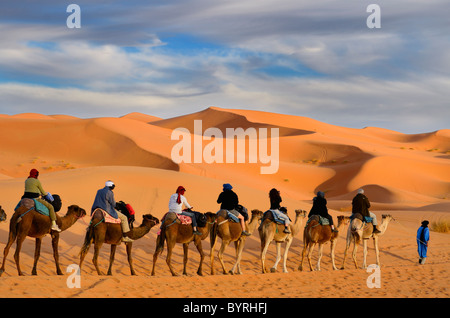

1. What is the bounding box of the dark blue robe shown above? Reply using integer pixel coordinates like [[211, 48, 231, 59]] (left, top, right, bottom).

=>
[[416, 226, 430, 258]]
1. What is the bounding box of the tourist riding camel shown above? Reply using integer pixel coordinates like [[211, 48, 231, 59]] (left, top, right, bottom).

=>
[[351, 188, 380, 234], [217, 183, 250, 236], [91, 181, 133, 242], [168, 186, 201, 235], [308, 191, 338, 232], [22, 168, 61, 232], [268, 188, 290, 234]]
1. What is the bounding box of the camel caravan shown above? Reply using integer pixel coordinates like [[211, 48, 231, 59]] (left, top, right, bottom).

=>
[[0, 169, 395, 277]]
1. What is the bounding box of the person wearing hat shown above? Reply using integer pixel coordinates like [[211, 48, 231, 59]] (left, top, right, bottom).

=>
[[308, 191, 338, 232], [217, 183, 250, 236], [22, 168, 61, 232], [91, 181, 133, 242], [168, 186, 201, 235], [269, 188, 291, 234], [417, 220, 430, 265], [351, 188, 380, 234]]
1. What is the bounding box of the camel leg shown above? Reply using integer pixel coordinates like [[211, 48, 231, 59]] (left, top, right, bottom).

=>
[[32, 238, 42, 275], [125, 242, 136, 275], [151, 236, 163, 276], [0, 230, 17, 276], [14, 232, 28, 276], [51, 233, 63, 275], [194, 239, 205, 276], [282, 238, 293, 273], [271, 242, 282, 273], [107, 245, 117, 275], [182, 243, 189, 276], [316, 243, 324, 271], [260, 239, 271, 274], [231, 241, 242, 274], [352, 239, 358, 269], [298, 242, 308, 271], [330, 240, 338, 270], [217, 240, 229, 275], [362, 239, 368, 269], [341, 231, 352, 270], [373, 236, 380, 267], [166, 240, 178, 276], [230, 239, 245, 275], [210, 237, 217, 275], [307, 242, 316, 271], [92, 241, 104, 275]]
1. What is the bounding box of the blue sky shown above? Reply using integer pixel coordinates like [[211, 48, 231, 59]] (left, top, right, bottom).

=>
[[0, 0, 449, 133]]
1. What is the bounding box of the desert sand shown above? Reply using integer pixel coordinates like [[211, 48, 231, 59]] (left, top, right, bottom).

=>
[[0, 107, 448, 298]]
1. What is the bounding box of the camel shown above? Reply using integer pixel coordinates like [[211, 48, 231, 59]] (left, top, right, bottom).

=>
[[210, 209, 263, 275], [0, 204, 86, 276], [259, 209, 307, 273], [0, 205, 6, 223], [151, 211, 216, 276], [79, 209, 159, 275], [299, 215, 349, 271], [341, 214, 394, 269]]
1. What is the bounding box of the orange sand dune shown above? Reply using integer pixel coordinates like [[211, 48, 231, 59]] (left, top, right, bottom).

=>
[[0, 107, 448, 299]]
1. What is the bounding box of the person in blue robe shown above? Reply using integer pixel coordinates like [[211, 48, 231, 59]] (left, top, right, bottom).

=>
[[416, 220, 430, 264]]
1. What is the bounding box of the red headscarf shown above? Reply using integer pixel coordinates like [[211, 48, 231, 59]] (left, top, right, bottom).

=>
[[28, 169, 39, 179], [176, 186, 186, 204]]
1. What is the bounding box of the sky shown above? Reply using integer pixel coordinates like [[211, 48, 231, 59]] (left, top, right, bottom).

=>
[[0, 0, 449, 133]]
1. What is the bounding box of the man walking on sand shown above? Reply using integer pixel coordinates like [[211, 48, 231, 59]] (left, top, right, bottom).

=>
[[417, 220, 430, 265]]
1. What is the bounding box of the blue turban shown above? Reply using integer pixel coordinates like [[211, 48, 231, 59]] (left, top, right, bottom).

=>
[[223, 183, 233, 191]]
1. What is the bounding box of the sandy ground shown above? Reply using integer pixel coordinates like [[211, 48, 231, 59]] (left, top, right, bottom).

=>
[[0, 108, 448, 299]]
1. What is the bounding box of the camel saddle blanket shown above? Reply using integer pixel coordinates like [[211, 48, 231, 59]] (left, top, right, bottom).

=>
[[305, 215, 330, 227], [162, 212, 192, 225], [92, 208, 121, 224], [262, 209, 289, 225], [157, 212, 192, 235], [15, 198, 49, 216]]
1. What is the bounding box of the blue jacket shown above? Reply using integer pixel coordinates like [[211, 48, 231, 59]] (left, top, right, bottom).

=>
[[91, 186, 117, 218]]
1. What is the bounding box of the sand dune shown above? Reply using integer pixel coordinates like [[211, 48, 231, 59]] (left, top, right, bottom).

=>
[[0, 107, 448, 298]]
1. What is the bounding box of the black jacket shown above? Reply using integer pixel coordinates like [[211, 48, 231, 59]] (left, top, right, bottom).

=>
[[217, 190, 239, 210], [352, 193, 371, 217], [308, 196, 329, 218]]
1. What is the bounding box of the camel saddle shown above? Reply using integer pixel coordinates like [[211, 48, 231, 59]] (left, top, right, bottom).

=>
[[15, 198, 49, 217], [351, 213, 373, 223], [216, 209, 240, 223], [91, 208, 121, 224], [261, 209, 290, 225], [305, 215, 330, 227]]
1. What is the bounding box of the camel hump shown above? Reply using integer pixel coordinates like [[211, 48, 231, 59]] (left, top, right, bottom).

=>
[[92, 208, 104, 219], [261, 210, 275, 223], [162, 212, 178, 224]]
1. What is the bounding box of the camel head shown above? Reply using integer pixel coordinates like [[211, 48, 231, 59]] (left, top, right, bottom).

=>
[[337, 215, 350, 226], [67, 205, 86, 219], [381, 214, 395, 222], [0, 206, 6, 223], [142, 214, 160, 227], [250, 209, 264, 221], [295, 209, 307, 218], [204, 212, 216, 222]]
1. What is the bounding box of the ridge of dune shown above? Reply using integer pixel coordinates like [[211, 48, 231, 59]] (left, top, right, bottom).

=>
[[151, 107, 313, 137], [120, 112, 161, 122]]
